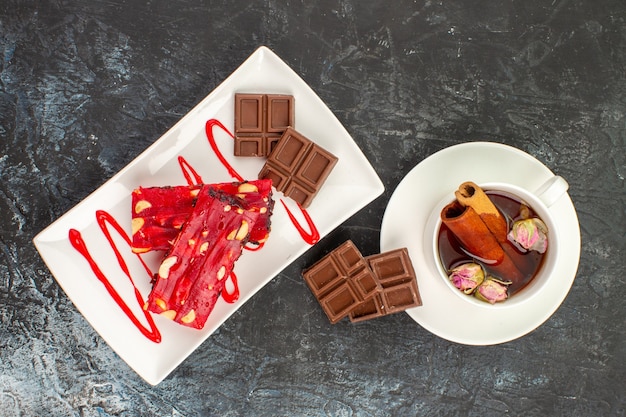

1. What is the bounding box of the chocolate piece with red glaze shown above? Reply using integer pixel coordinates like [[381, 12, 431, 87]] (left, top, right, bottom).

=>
[[145, 185, 260, 329], [131, 179, 274, 253], [259, 127, 337, 208], [234, 93, 294, 157]]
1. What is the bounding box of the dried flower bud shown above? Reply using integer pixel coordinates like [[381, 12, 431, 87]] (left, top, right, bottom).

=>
[[448, 263, 485, 294], [475, 276, 511, 304], [508, 218, 548, 254]]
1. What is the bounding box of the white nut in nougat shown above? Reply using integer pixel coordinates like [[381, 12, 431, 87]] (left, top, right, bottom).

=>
[[158, 256, 178, 279], [237, 183, 259, 193], [227, 220, 249, 241], [134, 200, 152, 214]]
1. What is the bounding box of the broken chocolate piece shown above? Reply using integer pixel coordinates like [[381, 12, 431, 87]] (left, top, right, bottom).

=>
[[234, 93, 294, 157], [259, 127, 337, 208], [302, 240, 380, 323]]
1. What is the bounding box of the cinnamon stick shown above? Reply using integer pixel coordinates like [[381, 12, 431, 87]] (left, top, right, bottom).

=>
[[441, 201, 523, 283], [455, 182, 528, 275], [455, 181, 508, 241]]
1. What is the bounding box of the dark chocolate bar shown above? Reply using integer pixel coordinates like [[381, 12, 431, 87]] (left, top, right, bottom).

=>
[[303, 242, 422, 324], [259, 127, 337, 208], [234, 93, 294, 157], [302, 240, 380, 323]]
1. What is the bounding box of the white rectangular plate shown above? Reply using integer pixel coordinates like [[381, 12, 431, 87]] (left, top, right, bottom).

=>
[[33, 46, 384, 385]]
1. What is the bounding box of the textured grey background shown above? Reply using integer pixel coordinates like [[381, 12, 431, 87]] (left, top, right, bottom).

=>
[[1, 0, 625, 416]]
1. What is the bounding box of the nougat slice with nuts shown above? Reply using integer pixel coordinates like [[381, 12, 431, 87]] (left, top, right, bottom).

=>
[[145, 185, 260, 329], [131, 179, 273, 253], [131, 185, 201, 253]]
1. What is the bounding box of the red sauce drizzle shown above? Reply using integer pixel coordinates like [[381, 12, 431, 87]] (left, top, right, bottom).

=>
[[68, 211, 161, 343], [205, 119, 244, 182], [177, 155, 204, 186], [221, 272, 240, 304], [68, 118, 322, 342], [280, 200, 320, 245]]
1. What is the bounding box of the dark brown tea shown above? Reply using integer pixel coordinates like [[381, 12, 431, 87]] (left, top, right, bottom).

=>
[[437, 191, 547, 296]]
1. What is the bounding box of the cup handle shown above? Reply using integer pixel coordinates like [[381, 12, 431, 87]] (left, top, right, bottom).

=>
[[534, 176, 569, 208]]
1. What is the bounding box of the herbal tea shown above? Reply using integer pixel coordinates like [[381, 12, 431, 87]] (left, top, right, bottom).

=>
[[438, 190, 548, 301]]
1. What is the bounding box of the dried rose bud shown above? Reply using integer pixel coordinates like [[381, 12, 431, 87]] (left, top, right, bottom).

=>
[[474, 277, 511, 304], [448, 263, 485, 294], [508, 218, 549, 253]]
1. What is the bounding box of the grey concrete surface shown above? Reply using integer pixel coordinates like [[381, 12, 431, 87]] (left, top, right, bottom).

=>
[[1, 1, 624, 415]]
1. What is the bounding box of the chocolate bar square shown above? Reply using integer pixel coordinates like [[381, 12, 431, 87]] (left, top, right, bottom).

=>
[[321, 283, 360, 323], [234, 136, 263, 157], [381, 281, 421, 314], [259, 127, 337, 208], [348, 295, 383, 323], [367, 248, 416, 286], [236, 94, 263, 132], [234, 94, 294, 157], [304, 255, 344, 298], [267, 96, 293, 132]]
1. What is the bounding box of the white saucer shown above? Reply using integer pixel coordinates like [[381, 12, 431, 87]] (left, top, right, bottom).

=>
[[380, 142, 581, 345]]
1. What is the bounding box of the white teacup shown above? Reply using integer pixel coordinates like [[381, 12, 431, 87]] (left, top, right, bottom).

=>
[[429, 176, 569, 308]]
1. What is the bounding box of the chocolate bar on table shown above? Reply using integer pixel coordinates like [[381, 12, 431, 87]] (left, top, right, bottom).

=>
[[302, 240, 380, 323], [145, 185, 261, 329], [259, 127, 337, 208], [303, 242, 421, 324], [234, 93, 294, 157], [131, 179, 274, 253]]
